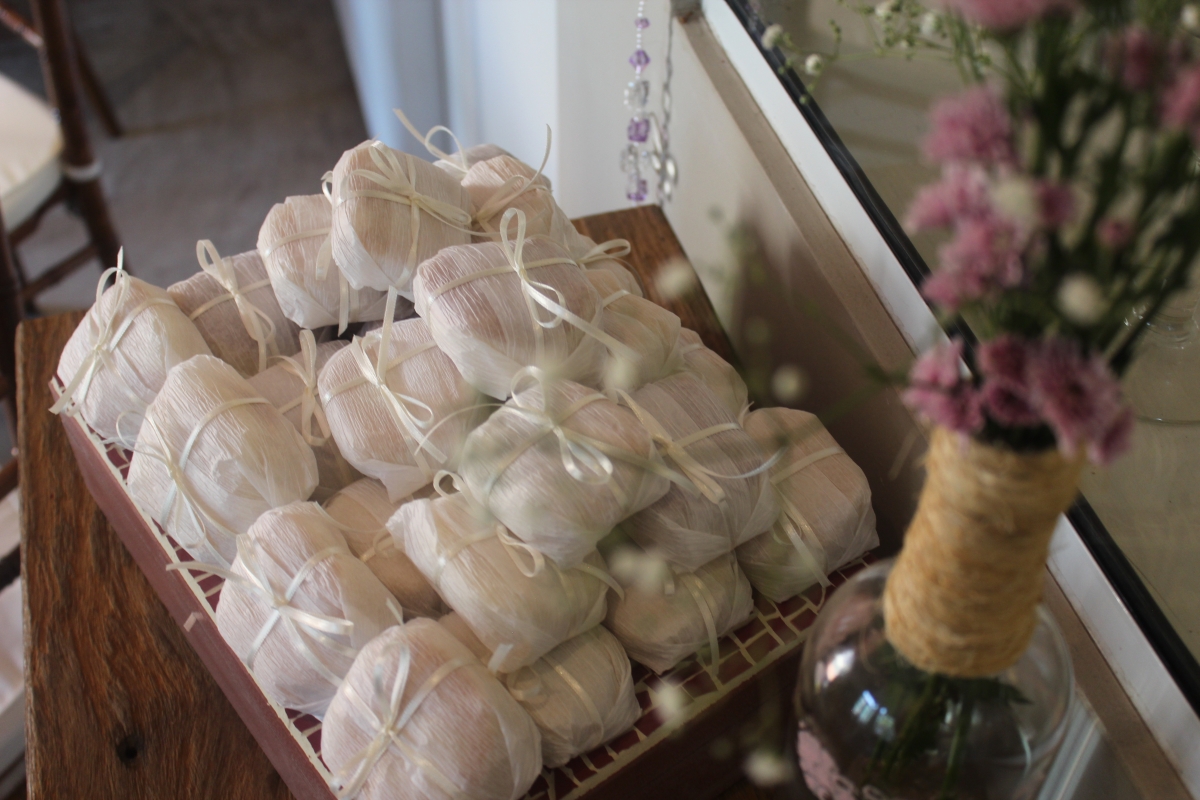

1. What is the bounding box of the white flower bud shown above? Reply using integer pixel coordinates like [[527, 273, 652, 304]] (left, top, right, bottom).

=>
[[990, 176, 1038, 231], [920, 11, 942, 36], [744, 750, 793, 787], [653, 680, 689, 730], [771, 364, 807, 404], [875, 1, 898, 21], [761, 23, 784, 49], [1183, 4, 1200, 32], [654, 257, 696, 299], [804, 54, 826, 76], [1057, 273, 1107, 326]]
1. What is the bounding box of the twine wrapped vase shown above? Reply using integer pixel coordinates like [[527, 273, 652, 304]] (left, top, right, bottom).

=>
[[329, 140, 473, 295], [323, 619, 542, 800], [736, 407, 878, 603], [258, 194, 389, 332], [618, 373, 779, 571], [318, 313, 485, 501], [605, 552, 754, 674], [323, 477, 446, 619], [211, 501, 399, 716], [441, 612, 639, 768], [53, 261, 212, 446], [126, 355, 318, 567], [795, 427, 1081, 799], [247, 331, 360, 501], [168, 241, 302, 377], [413, 209, 618, 400], [459, 373, 670, 569], [393, 490, 613, 672]]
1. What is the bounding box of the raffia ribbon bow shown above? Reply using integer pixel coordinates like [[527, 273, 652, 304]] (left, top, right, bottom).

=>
[[192, 240, 279, 374]]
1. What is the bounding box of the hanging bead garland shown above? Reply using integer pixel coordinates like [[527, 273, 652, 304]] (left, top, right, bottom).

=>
[[619, 2, 677, 205]]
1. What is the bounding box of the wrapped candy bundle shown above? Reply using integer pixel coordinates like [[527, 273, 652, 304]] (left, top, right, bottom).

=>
[[434, 142, 514, 179], [670, 329, 748, 419], [318, 308, 485, 501], [619, 373, 778, 571], [571, 236, 643, 298], [329, 139, 472, 295], [168, 240, 302, 377], [605, 552, 753, 674], [588, 269, 680, 392], [324, 477, 446, 618], [52, 257, 211, 445], [211, 501, 399, 716], [459, 373, 669, 568], [393, 489, 614, 672], [257, 194, 389, 332], [414, 209, 630, 399], [247, 330, 359, 501], [735, 407, 878, 602], [323, 618, 542, 800], [441, 612, 639, 768], [127, 355, 318, 567], [463, 155, 584, 256]]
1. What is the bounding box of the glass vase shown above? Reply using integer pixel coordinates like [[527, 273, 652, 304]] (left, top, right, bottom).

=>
[[794, 561, 1073, 800]]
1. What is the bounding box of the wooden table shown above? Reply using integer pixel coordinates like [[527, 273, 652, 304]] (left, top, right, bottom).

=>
[[16, 207, 770, 799]]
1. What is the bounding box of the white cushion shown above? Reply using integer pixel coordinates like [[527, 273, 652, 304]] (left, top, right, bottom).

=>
[[0, 73, 61, 232]]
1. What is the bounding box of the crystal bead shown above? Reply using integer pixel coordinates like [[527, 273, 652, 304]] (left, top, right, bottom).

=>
[[627, 116, 650, 143], [626, 174, 648, 203], [629, 49, 650, 71], [635, 16, 650, 30], [619, 143, 639, 172], [625, 79, 650, 109]]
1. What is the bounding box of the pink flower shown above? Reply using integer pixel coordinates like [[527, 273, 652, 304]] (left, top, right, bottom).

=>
[[904, 165, 993, 232], [1109, 26, 1160, 91], [922, 86, 1017, 167], [903, 340, 985, 434], [1036, 181, 1075, 229], [977, 336, 1041, 427], [1097, 216, 1134, 250], [923, 216, 1027, 309], [1162, 64, 1200, 142], [940, 0, 1076, 31], [1027, 338, 1130, 462]]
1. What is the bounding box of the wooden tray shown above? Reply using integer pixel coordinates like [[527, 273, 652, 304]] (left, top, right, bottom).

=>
[[55, 207, 867, 800]]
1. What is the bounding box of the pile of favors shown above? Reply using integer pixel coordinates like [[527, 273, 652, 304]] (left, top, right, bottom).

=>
[[52, 120, 878, 800]]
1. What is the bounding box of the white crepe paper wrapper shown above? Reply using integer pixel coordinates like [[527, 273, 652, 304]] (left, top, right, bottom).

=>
[[618, 373, 779, 572], [324, 477, 447, 618], [126, 355, 318, 567], [735, 407, 878, 602], [329, 139, 472, 295], [209, 501, 399, 717], [168, 241, 303, 377], [247, 332, 360, 501], [441, 612, 639, 768], [258, 194, 389, 332], [604, 552, 754, 675], [323, 619, 542, 800], [319, 313, 486, 501], [460, 373, 669, 568], [393, 490, 614, 672], [413, 209, 625, 400], [669, 328, 747, 419], [588, 268, 680, 392], [572, 235, 643, 298], [52, 259, 211, 446], [462, 155, 584, 257]]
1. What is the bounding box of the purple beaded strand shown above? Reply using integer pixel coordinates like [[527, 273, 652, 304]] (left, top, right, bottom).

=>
[[621, 1, 651, 203]]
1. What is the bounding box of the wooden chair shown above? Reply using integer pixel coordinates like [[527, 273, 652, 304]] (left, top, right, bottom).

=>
[[0, 0, 123, 310]]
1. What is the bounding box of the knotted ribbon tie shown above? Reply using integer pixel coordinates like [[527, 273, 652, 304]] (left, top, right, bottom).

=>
[[505, 651, 605, 736], [393, 107, 472, 177], [170, 534, 357, 686], [273, 329, 332, 447], [330, 642, 473, 799], [190, 240, 280, 374], [336, 140, 473, 282], [470, 127, 554, 232], [50, 249, 174, 433], [136, 396, 273, 566], [768, 446, 845, 589], [321, 289, 448, 476]]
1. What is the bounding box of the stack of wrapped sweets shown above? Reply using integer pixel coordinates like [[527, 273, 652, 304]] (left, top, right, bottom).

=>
[[322, 477, 446, 619], [50, 117, 889, 792], [52, 256, 211, 445], [735, 407, 878, 602], [258, 193, 389, 333], [169, 240, 302, 377]]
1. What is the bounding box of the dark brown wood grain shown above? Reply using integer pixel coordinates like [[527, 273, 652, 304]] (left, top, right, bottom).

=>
[[19, 312, 292, 800], [574, 205, 738, 364]]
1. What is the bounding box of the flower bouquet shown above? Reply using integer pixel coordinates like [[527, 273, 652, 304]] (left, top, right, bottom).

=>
[[771, 1, 1200, 798]]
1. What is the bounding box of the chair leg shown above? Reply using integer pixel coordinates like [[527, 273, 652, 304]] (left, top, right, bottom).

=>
[[72, 29, 122, 138], [0, 209, 25, 445]]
